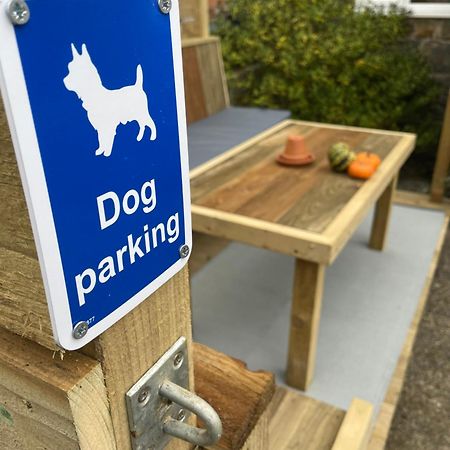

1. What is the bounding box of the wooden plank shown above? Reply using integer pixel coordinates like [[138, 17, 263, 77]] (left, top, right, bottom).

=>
[[182, 45, 208, 124], [190, 120, 293, 180], [180, 0, 209, 40], [196, 40, 228, 117], [368, 215, 449, 450], [0, 328, 115, 450], [0, 100, 56, 350], [286, 259, 325, 390], [192, 125, 366, 213], [369, 176, 398, 251], [216, 39, 230, 108], [182, 36, 220, 48], [268, 387, 345, 450], [189, 232, 229, 275], [279, 174, 360, 233], [239, 408, 268, 450], [324, 134, 415, 262], [278, 133, 402, 235], [182, 39, 228, 124], [194, 343, 274, 450], [191, 121, 412, 251], [395, 190, 450, 213], [430, 89, 450, 202], [192, 205, 333, 264], [331, 399, 373, 450], [90, 267, 194, 450]]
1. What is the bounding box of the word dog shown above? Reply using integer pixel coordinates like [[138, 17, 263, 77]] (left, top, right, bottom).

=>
[[75, 177, 180, 306], [63, 44, 157, 157]]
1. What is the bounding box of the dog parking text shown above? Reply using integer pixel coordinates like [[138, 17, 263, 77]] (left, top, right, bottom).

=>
[[75, 178, 180, 306]]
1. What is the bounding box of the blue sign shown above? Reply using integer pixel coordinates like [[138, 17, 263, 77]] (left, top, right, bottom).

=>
[[0, 0, 191, 349]]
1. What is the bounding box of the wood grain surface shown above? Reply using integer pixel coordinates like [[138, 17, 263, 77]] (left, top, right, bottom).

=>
[[268, 387, 345, 450], [180, 0, 209, 40], [0, 328, 115, 450], [192, 122, 401, 233], [91, 267, 194, 450], [182, 38, 229, 124], [191, 120, 415, 262], [0, 100, 55, 350], [194, 342, 274, 450]]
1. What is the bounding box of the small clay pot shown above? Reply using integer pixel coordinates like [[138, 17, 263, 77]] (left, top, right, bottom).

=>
[[277, 135, 315, 166]]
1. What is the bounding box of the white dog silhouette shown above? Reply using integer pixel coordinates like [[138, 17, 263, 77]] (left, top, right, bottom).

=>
[[63, 44, 157, 157]]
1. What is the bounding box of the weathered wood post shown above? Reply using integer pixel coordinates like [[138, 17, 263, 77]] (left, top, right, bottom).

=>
[[0, 1, 198, 448], [0, 1, 277, 449], [430, 90, 450, 203]]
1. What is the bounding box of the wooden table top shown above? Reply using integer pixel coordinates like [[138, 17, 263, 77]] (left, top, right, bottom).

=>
[[190, 120, 415, 264]]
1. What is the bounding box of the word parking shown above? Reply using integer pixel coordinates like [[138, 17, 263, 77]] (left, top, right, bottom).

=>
[[75, 178, 180, 306]]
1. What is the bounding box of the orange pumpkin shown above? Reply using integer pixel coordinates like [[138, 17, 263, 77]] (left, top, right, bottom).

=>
[[355, 152, 381, 169], [348, 160, 375, 180]]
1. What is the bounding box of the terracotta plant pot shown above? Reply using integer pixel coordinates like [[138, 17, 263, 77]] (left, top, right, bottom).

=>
[[277, 135, 315, 166]]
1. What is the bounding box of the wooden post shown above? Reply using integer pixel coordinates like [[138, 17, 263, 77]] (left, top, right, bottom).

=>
[[369, 176, 397, 251], [180, 0, 209, 40], [430, 89, 450, 203], [0, 98, 194, 448], [286, 259, 325, 391], [90, 268, 194, 450]]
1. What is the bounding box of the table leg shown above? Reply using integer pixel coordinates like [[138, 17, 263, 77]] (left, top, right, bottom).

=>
[[369, 175, 398, 251], [286, 258, 325, 390]]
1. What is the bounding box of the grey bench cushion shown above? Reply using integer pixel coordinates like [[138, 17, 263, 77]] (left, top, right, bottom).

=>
[[188, 106, 290, 169]]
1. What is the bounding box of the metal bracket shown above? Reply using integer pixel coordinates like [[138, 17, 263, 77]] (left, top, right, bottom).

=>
[[126, 337, 222, 450]]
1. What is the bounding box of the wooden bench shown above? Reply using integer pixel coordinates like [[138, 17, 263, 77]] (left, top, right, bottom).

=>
[[181, 28, 375, 450], [193, 343, 373, 450], [182, 37, 290, 275]]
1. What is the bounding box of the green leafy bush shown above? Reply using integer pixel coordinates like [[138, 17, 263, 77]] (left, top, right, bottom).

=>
[[215, 0, 440, 152]]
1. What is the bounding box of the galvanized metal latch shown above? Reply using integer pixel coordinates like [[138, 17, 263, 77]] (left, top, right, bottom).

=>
[[126, 337, 222, 450]]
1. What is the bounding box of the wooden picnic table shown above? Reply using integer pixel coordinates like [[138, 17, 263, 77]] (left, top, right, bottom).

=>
[[190, 119, 416, 390]]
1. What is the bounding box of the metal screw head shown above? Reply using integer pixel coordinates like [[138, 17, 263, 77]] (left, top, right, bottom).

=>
[[179, 244, 190, 259], [176, 409, 186, 422], [158, 0, 172, 14], [173, 351, 184, 369], [138, 388, 150, 404], [72, 321, 89, 339], [7, 0, 30, 26]]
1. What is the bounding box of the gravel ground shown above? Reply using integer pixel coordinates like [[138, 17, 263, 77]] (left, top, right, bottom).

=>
[[385, 224, 450, 450]]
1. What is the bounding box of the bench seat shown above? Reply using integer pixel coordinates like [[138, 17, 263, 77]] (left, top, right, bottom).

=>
[[188, 106, 290, 169]]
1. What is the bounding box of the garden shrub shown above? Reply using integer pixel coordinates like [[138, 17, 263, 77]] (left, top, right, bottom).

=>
[[215, 0, 441, 153]]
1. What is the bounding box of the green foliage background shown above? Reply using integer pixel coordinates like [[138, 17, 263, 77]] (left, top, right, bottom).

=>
[[215, 0, 440, 152]]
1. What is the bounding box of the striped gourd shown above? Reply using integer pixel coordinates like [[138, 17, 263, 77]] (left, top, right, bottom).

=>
[[328, 143, 356, 173]]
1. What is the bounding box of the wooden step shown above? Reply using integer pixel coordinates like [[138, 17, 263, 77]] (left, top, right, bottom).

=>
[[269, 387, 373, 450], [0, 327, 115, 449], [194, 342, 275, 449]]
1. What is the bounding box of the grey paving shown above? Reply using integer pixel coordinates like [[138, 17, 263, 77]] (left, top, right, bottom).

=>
[[191, 205, 446, 414]]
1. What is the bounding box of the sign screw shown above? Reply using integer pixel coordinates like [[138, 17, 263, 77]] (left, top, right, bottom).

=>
[[7, 0, 30, 26], [72, 321, 89, 339], [138, 388, 150, 404], [158, 0, 172, 14], [179, 244, 190, 259]]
